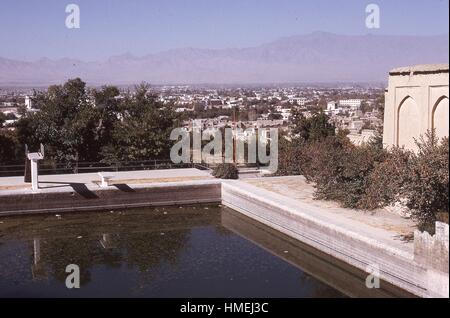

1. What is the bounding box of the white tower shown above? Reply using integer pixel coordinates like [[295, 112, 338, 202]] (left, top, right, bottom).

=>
[[25, 96, 34, 110]]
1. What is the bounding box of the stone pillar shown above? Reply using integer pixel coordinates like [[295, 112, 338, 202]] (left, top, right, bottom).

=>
[[27, 152, 43, 191], [30, 159, 39, 191]]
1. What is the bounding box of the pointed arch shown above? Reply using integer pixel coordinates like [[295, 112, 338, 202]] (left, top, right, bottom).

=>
[[432, 95, 449, 141], [397, 96, 420, 149]]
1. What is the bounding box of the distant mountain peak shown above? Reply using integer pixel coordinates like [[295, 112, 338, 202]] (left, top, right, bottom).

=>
[[0, 33, 448, 86]]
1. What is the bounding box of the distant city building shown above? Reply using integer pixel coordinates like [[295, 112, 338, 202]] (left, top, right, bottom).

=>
[[207, 99, 223, 109], [383, 64, 449, 151], [327, 101, 337, 111], [25, 96, 34, 110], [325, 101, 341, 115], [290, 97, 308, 106], [348, 129, 377, 146], [339, 99, 362, 109], [2, 101, 14, 107]]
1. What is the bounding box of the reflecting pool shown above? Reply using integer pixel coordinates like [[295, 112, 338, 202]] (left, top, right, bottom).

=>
[[0, 205, 411, 297]]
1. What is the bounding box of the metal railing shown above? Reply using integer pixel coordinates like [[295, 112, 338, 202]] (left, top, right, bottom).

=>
[[0, 160, 212, 177]]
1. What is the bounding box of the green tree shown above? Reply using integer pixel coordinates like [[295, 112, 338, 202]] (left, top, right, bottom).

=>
[[0, 130, 21, 163], [363, 132, 449, 232], [290, 109, 335, 142], [17, 78, 99, 163], [403, 133, 449, 231], [268, 112, 282, 120], [102, 83, 180, 163], [0, 112, 6, 128]]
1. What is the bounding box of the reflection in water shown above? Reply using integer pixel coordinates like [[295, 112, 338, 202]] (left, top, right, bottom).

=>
[[0, 205, 412, 298], [221, 209, 414, 298]]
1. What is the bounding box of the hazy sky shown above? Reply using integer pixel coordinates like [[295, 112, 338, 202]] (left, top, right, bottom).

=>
[[1, 0, 448, 61]]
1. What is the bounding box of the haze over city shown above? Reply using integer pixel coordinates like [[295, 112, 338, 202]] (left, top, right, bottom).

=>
[[0, 0, 448, 85]]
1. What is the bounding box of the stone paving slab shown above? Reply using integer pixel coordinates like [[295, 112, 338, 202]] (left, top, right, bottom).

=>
[[243, 176, 417, 251], [0, 168, 213, 195]]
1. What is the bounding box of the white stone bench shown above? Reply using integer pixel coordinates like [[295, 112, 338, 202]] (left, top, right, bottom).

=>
[[98, 172, 114, 188]]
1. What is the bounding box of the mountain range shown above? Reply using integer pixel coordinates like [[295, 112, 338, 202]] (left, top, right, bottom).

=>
[[0, 32, 448, 86]]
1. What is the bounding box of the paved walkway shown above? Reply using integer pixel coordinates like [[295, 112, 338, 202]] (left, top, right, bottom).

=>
[[244, 176, 417, 250], [0, 168, 213, 195]]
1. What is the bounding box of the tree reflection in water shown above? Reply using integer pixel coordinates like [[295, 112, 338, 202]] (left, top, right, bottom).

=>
[[1, 206, 219, 288], [0, 204, 362, 298]]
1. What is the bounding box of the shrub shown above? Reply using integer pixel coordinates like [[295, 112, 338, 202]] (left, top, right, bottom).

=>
[[212, 163, 239, 179], [403, 134, 449, 232], [309, 136, 386, 208], [275, 138, 303, 176], [290, 110, 335, 143], [357, 132, 448, 232], [281, 111, 449, 232], [0, 130, 21, 163], [361, 147, 413, 210]]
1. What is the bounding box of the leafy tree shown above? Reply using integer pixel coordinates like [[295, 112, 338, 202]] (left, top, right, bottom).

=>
[[15, 115, 41, 151], [0, 130, 21, 163], [275, 136, 303, 176], [14, 79, 180, 165], [360, 101, 373, 114], [17, 78, 99, 164], [310, 136, 387, 208], [403, 133, 449, 231], [268, 112, 283, 120], [317, 97, 327, 110], [90, 86, 122, 158], [102, 83, 180, 163], [361, 147, 412, 210], [0, 113, 5, 128], [193, 102, 205, 112], [363, 132, 448, 232], [290, 109, 335, 142]]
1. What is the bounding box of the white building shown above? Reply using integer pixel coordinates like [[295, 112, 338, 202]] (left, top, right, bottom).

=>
[[339, 99, 362, 109], [25, 96, 34, 110], [327, 101, 337, 111], [280, 108, 291, 121], [296, 97, 308, 106], [325, 101, 341, 115]]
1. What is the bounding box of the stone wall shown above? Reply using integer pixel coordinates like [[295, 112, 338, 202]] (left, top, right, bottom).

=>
[[414, 222, 449, 273], [414, 222, 449, 298], [383, 64, 449, 151], [0, 181, 222, 216], [222, 181, 449, 298]]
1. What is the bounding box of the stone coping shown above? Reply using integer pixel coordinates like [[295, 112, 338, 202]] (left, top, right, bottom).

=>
[[390, 63, 449, 76]]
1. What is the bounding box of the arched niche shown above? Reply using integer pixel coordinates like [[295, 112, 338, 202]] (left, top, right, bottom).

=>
[[397, 96, 420, 150], [432, 96, 449, 141]]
